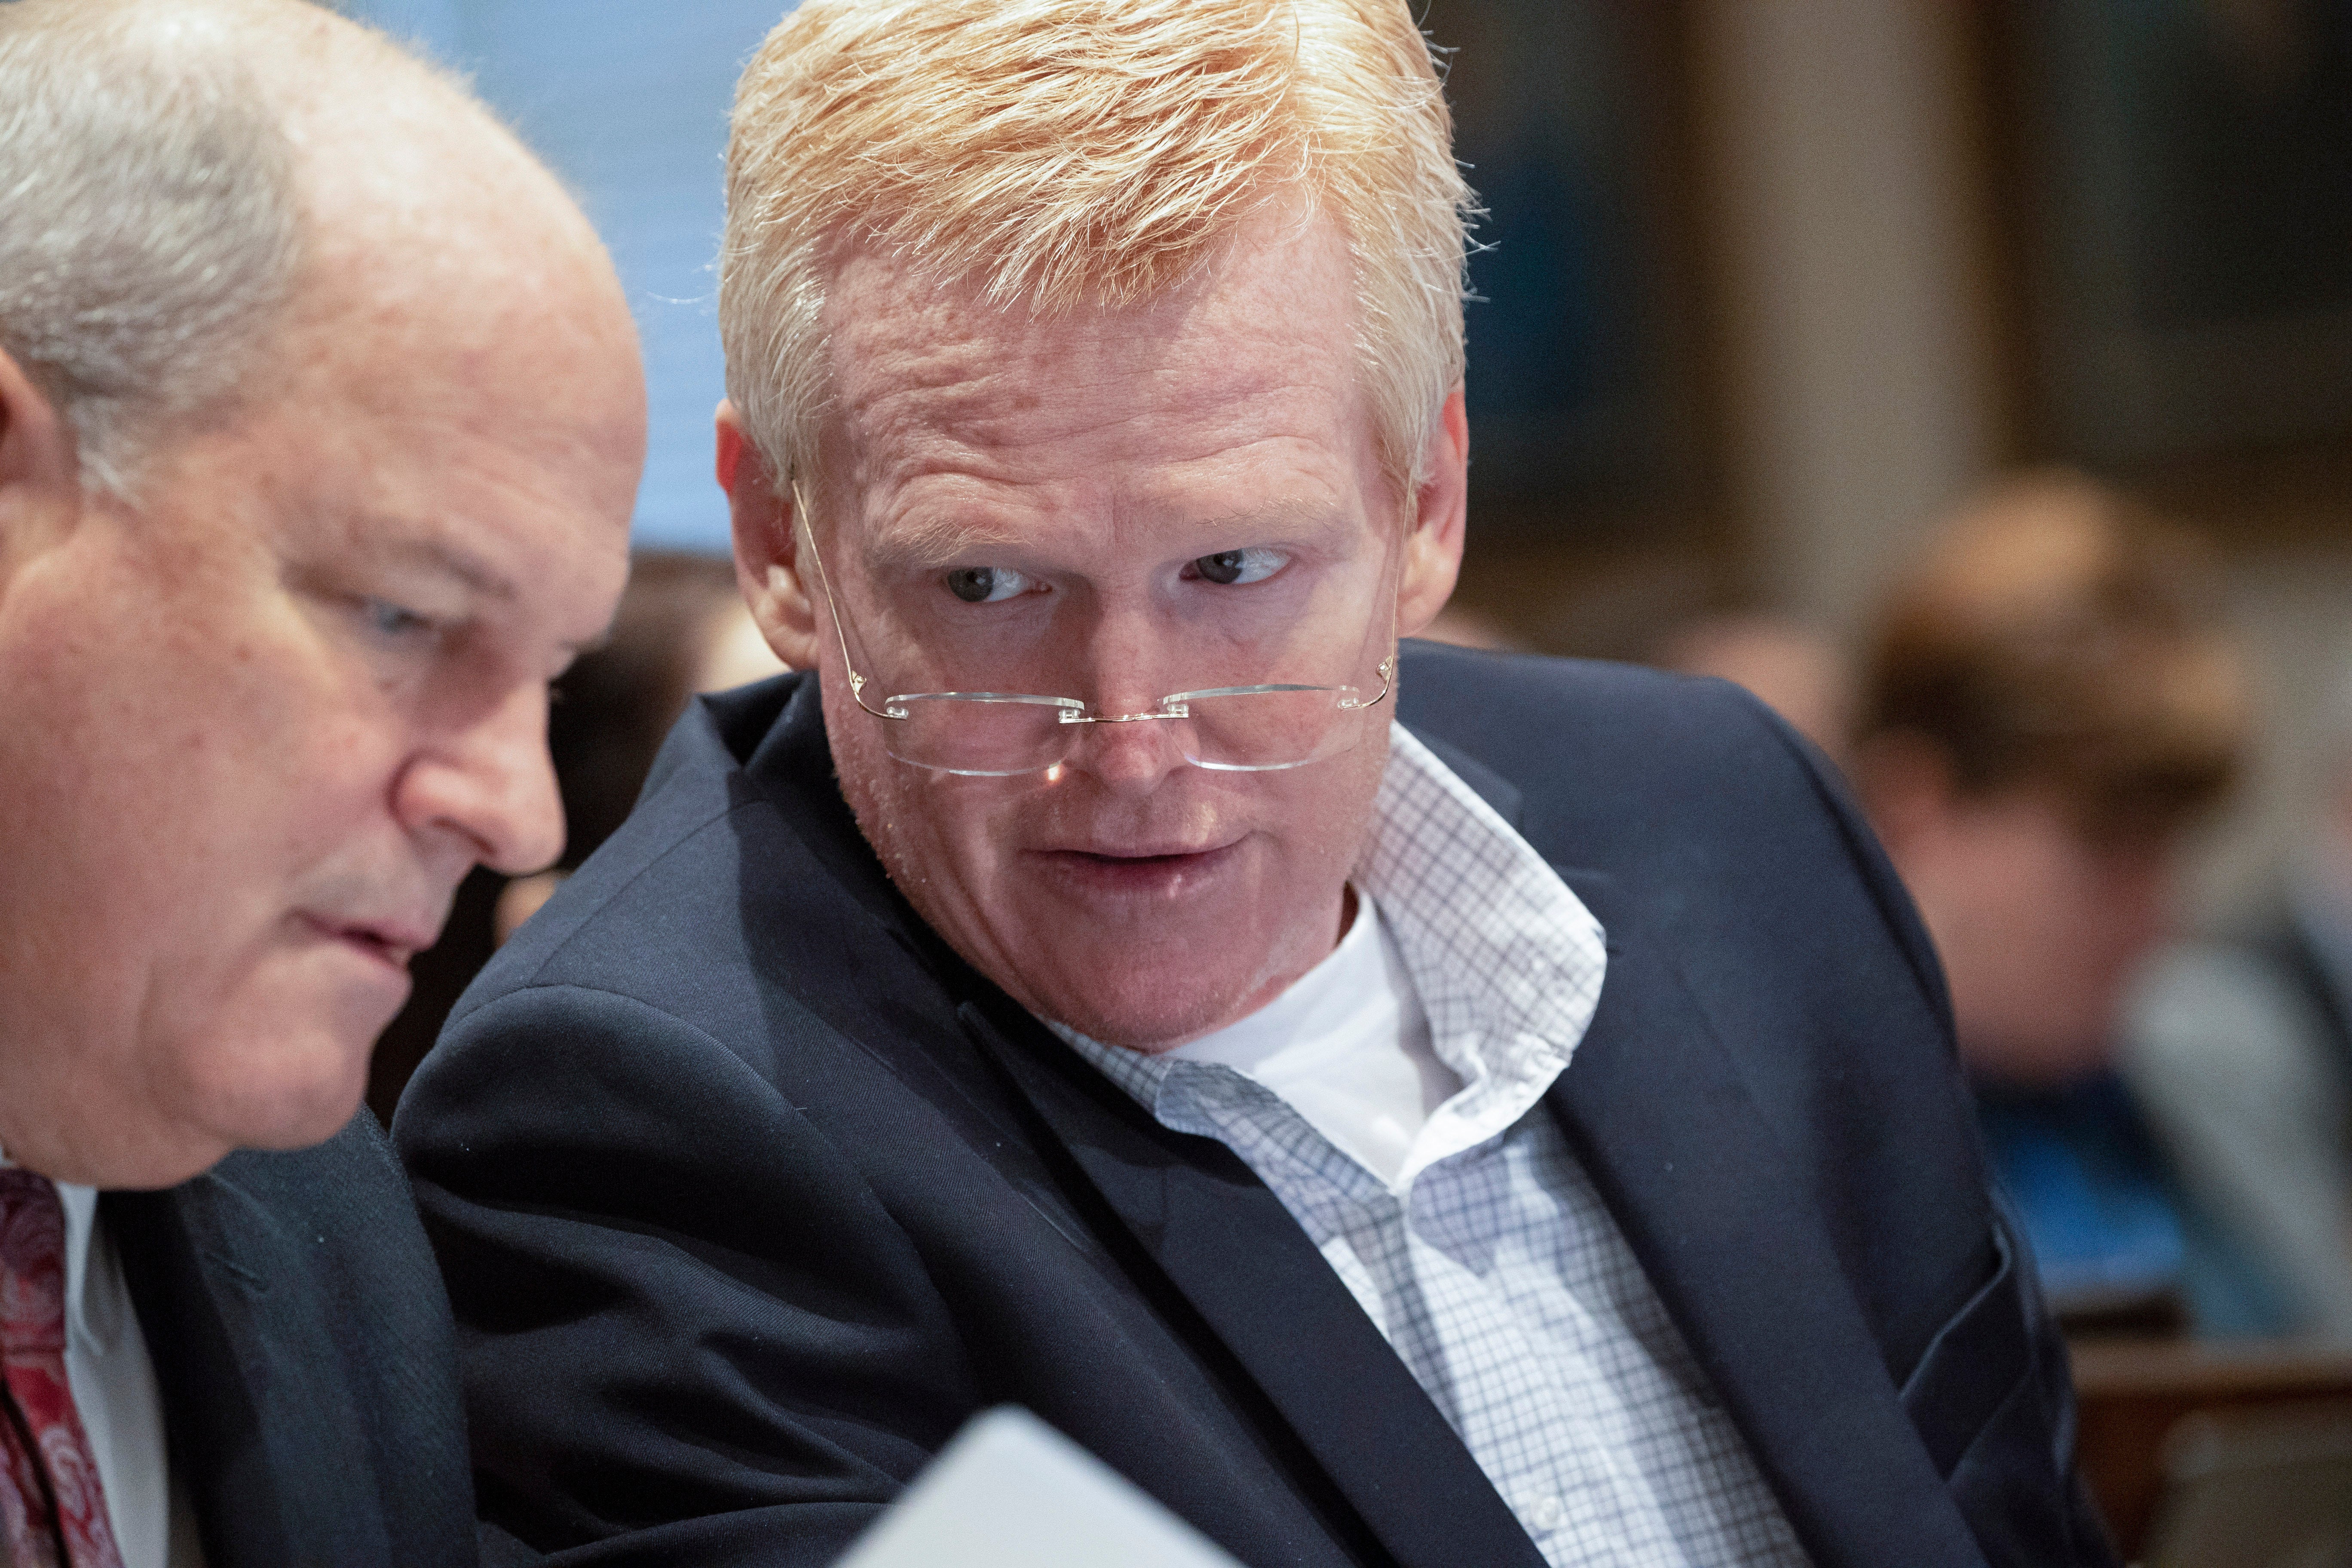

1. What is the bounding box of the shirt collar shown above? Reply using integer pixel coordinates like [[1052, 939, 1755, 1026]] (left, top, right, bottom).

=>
[[1054, 721, 1608, 1148], [54, 1180, 119, 1349], [1161, 886, 1392, 1077]]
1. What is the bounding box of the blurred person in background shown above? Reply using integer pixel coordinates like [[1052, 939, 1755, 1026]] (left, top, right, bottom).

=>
[[1412, 602, 1521, 652], [2120, 651, 2352, 1342], [1850, 470, 2267, 1335], [0, 0, 642, 1562]]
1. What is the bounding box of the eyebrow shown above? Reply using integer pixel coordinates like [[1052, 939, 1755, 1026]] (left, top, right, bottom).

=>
[[375, 535, 520, 603], [1186, 499, 1355, 542], [399, 538, 614, 658], [863, 499, 1355, 572], [319, 525, 609, 647], [862, 512, 1034, 573]]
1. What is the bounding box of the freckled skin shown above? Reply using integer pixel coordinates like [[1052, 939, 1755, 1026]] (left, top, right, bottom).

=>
[[0, 173, 642, 1188], [728, 211, 1468, 1051]]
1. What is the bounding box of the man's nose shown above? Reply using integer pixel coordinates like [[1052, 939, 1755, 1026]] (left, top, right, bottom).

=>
[[1066, 708, 1191, 795], [394, 683, 567, 876], [1058, 610, 1192, 791]]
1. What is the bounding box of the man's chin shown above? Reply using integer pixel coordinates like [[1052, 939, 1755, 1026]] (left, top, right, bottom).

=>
[[1025, 959, 1276, 1054], [160, 1012, 383, 1168], [153, 1078, 368, 1187], [988, 886, 1347, 1052]]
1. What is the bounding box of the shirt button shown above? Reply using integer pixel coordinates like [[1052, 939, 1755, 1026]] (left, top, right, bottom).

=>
[[1529, 1495, 1566, 1533]]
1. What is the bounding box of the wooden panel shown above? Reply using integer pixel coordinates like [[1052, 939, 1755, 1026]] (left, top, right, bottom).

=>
[[2071, 1338, 2352, 1557]]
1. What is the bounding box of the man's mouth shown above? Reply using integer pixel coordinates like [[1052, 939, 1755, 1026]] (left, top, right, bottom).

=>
[[302, 913, 436, 973], [1030, 839, 1243, 897]]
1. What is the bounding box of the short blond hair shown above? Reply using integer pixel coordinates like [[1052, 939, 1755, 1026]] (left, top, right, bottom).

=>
[[720, 0, 1472, 501]]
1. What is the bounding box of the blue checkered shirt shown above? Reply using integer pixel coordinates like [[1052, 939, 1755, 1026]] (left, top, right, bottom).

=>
[[1054, 726, 1810, 1566]]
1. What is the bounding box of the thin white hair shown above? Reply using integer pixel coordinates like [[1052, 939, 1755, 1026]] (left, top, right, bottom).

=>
[[0, 0, 305, 498], [720, 0, 1474, 502]]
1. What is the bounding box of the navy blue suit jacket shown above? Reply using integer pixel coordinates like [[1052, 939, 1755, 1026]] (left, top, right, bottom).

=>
[[105, 1114, 477, 1568], [396, 643, 2113, 1567]]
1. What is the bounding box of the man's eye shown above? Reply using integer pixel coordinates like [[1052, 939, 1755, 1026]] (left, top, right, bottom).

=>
[[360, 597, 435, 640], [943, 566, 1036, 604], [1191, 548, 1288, 586]]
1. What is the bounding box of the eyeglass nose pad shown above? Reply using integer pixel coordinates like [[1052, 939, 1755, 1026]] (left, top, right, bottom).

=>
[[1069, 704, 1189, 726]]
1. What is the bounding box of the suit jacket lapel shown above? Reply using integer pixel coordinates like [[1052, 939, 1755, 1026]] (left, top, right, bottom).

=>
[[1418, 717, 1988, 1560], [1550, 870, 1988, 1568], [962, 1002, 1548, 1568]]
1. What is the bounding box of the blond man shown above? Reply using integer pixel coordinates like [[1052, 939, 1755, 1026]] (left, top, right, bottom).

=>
[[399, 3, 2105, 1564], [0, 1, 640, 1562]]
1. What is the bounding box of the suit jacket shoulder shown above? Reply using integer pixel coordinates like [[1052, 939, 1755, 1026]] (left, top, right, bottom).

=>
[[1395, 642, 1950, 1019], [1400, 647, 2106, 1563], [1396, 646, 1975, 1328], [107, 1113, 476, 1568]]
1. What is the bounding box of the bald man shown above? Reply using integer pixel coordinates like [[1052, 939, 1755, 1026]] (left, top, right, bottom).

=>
[[0, 2, 643, 1564]]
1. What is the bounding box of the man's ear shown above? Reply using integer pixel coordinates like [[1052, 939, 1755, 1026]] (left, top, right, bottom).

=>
[[717, 400, 821, 671], [1394, 384, 1468, 639], [0, 348, 80, 569]]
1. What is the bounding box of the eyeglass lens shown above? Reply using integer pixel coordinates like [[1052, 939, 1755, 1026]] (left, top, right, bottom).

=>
[[878, 684, 1372, 777]]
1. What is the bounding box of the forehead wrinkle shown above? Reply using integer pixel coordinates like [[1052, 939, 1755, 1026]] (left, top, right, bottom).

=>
[[828, 236, 1357, 466], [846, 365, 1356, 522], [822, 217, 1383, 579], [842, 332, 1169, 475], [851, 323, 1345, 453]]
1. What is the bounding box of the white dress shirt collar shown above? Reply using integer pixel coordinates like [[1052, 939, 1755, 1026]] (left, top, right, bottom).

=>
[[1163, 890, 1454, 1185], [0, 1153, 197, 1567]]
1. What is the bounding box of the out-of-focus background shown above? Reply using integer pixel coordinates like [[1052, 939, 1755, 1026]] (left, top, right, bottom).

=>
[[339, 2, 2352, 1556]]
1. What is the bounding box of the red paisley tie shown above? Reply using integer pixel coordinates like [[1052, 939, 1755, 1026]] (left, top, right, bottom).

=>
[[0, 1172, 124, 1568]]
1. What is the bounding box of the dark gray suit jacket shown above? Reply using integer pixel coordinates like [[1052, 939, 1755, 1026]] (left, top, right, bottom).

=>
[[106, 1113, 475, 1568]]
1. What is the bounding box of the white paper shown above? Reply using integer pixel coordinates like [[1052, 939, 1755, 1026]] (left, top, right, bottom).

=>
[[832, 1406, 1246, 1568]]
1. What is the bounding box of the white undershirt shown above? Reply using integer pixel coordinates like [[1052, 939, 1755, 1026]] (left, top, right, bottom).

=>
[[47, 1185, 204, 1568], [1168, 891, 1460, 1186]]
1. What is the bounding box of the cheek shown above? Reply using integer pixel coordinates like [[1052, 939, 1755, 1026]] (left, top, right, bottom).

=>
[[2079, 867, 2170, 980], [12, 609, 399, 975], [0, 581, 231, 977], [826, 681, 1003, 901], [157, 940, 392, 1148], [2013, 855, 2164, 1026], [159, 686, 393, 897]]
